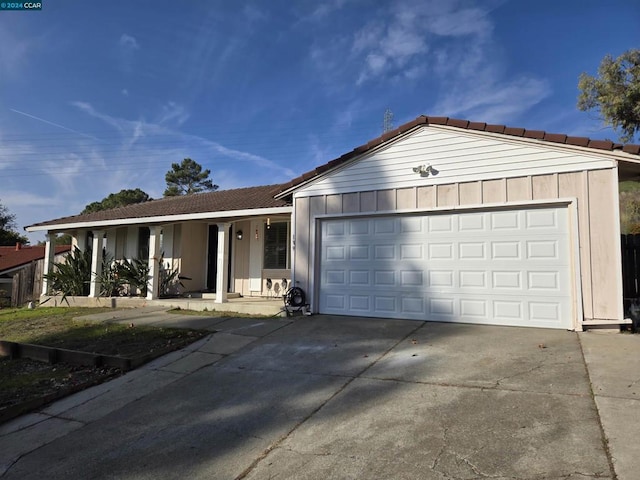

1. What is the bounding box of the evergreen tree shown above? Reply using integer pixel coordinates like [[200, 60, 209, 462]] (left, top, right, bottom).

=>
[[164, 158, 218, 196]]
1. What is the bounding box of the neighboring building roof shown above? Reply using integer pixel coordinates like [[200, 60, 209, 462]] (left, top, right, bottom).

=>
[[0, 244, 71, 273], [27, 184, 292, 230], [276, 115, 640, 196]]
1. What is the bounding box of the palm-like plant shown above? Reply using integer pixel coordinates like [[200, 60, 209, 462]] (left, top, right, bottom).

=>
[[44, 247, 92, 298], [117, 257, 150, 297]]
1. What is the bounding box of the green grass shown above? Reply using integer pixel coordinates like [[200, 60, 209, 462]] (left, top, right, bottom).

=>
[[0, 307, 208, 357]]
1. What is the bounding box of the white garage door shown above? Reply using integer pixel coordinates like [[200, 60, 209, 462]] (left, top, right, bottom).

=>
[[318, 207, 574, 329]]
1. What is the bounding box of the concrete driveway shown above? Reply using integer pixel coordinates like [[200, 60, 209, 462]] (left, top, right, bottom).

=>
[[0, 314, 631, 479]]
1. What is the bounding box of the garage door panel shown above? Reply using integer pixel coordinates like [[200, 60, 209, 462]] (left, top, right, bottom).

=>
[[400, 244, 423, 259], [349, 270, 370, 285], [374, 218, 395, 234], [374, 295, 396, 312], [428, 270, 454, 287], [490, 211, 520, 230], [374, 244, 395, 259], [494, 300, 522, 321], [529, 302, 561, 323], [459, 270, 487, 288], [525, 208, 560, 229], [459, 242, 485, 259], [526, 240, 560, 260], [348, 245, 369, 260], [492, 270, 522, 289], [400, 216, 423, 233], [349, 295, 370, 311], [458, 214, 485, 232], [319, 207, 573, 329], [428, 216, 453, 232], [491, 241, 521, 260], [401, 296, 424, 314], [460, 299, 488, 318], [429, 243, 454, 259], [326, 245, 345, 260], [528, 271, 560, 291]]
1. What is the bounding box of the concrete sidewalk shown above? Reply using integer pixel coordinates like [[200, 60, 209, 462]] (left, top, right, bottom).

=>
[[0, 309, 638, 479], [580, 331, 640, 480]]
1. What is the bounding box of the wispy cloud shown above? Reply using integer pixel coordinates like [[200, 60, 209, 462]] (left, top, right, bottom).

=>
[[243, 4, 268, 23], [309, 0, 347, 21], [71, 101, 296, 180], [0, 136, 36, 171], [72, 101, 125, 132], [429, 31, 551, 122], [307, 0, 548, 124], [118, 33, 140, 72], [433, 73, 551, 123], [157, 101, 189, 126], [308, 1, 489, 87], [119, 33, 140, 51], [0, 28, 32, 77]]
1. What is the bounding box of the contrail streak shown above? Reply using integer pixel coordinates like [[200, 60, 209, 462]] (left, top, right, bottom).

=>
[[9, 108, 100, 141]]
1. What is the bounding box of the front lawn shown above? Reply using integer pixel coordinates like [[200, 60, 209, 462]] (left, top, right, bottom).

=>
[[0, 307, 208, 418], [0, 307, 207, 357]]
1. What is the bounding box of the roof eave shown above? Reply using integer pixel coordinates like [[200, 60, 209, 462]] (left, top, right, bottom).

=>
[[26, 206, 293, 233]]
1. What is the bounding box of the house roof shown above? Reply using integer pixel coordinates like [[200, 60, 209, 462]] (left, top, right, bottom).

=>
[[0, 244, 71, 273], [27, 184, 292, 230], [276, 115, 640, 196]]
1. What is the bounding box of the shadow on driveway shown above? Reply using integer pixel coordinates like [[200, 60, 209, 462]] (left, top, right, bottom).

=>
[[0, 316, 613, 480]]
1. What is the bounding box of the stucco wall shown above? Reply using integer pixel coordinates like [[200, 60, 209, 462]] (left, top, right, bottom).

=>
[[293, 170, 623, 323]]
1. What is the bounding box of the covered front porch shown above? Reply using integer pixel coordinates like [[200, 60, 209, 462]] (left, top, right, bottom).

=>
[[33, 211, 292, 305]]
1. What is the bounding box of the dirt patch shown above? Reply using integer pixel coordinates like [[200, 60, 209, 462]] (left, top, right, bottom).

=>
[[0, 357, 121, 416], [0, 307, 210, 422]]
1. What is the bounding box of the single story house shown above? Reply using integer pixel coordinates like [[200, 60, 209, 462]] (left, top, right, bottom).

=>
[[0, 243, 71, 306], [27, 115, 640, 330]]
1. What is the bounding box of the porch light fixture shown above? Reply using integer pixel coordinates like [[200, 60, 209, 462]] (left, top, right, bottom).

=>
[[266, 217, 271, 229], [236, 230, 243, 240]]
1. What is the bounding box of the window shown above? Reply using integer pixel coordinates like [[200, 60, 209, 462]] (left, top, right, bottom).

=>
[[264, 222, 289, 269]]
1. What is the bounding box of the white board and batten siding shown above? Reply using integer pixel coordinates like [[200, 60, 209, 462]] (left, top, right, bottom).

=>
[[292, 125, 624, 329]]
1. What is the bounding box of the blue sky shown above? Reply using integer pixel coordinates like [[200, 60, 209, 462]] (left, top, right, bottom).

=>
[[1, 0, 638, 243]]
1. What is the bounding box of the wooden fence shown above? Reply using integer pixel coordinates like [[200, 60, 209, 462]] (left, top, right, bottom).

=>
[[621, 234, 640, 300], [9, 259, 45, 307]]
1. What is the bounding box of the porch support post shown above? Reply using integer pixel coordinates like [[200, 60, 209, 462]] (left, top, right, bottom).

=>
[[89, 230, 104, 298], [41, 233, 55, 296], [73, 230, 88, 252], [146, 226, 161, 300], [215, 223, 230, 303]]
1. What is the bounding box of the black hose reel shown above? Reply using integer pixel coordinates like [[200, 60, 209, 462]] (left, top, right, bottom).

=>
[[283, 286, 310, 316]]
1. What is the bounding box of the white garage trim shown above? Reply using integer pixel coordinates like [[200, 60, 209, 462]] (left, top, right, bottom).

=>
[[311, 199, 582, 330]]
